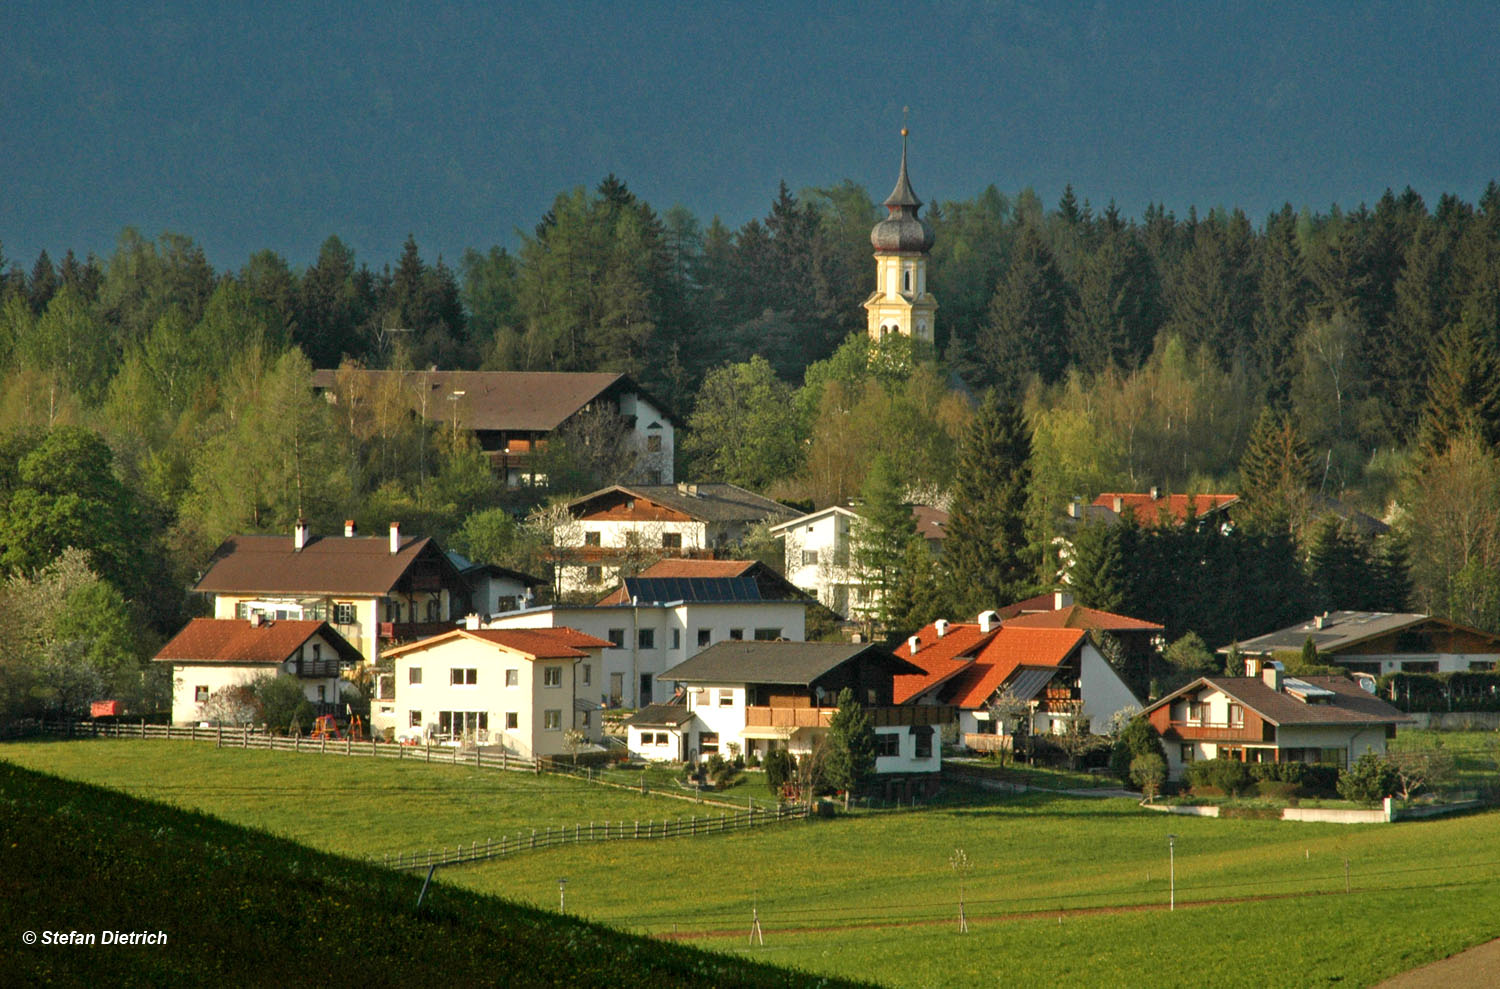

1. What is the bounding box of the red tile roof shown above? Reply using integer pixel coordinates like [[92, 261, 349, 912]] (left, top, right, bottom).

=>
[[1005, 604, 1164, 633], [384, 626, 613, 661], [153, 619, 359, 665], [892, 621, 1084, 707], [1092, 492, 1238, 527]]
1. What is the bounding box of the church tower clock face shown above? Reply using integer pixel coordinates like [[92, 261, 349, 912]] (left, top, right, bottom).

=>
[[864, 126, 937, 345]]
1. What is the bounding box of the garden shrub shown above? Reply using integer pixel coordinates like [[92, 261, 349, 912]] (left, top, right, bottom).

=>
[[1110, 716, 1168, 782], [1129, 754, 1166, 799], [1184, 758, 1252, 796], [1338, 752, 1398, 804], [1253, 780, 1299, 801]]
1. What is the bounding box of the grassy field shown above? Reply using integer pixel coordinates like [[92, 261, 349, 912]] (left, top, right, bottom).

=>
[[7, 736, 1500, 986], [0, 761, 851, 987]]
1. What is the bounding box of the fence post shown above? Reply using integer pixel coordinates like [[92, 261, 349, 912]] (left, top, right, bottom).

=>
[[502, 750, 507, 771], [243, 726, 249, 749], [217, 725, 222, 748], [345, 736, 351, 756], [531, 829, 536, 850], [191, 724, 196, 742], [426, 741, 431, 763]]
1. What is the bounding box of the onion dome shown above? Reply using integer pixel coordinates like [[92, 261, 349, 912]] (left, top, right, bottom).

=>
[[870, 127, 935, 252]]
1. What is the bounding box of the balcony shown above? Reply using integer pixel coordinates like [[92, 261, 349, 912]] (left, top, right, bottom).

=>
[[1164, 721, 1270, 743], [745, 705, 954, 730], [293, 659, 346, 678]]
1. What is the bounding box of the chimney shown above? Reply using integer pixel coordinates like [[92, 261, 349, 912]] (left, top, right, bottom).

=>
[[389, 522, 401, 555], [1263, 660, 1284, 692], [1112, 495, 1124, 514], [465, 613, 481, 630], [1067, 498, 1081, 519], [935, 619, 949, 638], [1245, 656, 1262, 678], [249, 611, 264, 628], [978, 610, 1000, 633], [1054, 590, 1073, 610], [1149, 485, 1160, 500], [293, 518, 309, 552], [344, 519, 356, 538], [1314, 612, 1328, 630], [907, 635, 920, 654]]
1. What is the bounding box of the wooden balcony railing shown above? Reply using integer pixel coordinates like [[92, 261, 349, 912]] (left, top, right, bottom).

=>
[[745, 705, 954, 729], [1163, 721, 1270, 742]]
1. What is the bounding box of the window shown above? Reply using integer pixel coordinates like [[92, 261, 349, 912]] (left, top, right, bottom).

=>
[[581, 711, 591, 728], [311, 643, 321, 662], [655, 732, 670, 746], [902, 268, 911, 291], [640, 674, 652, 705], [608, 628, 625, 648], [753, 628, 781, 641], [696, 628, 711, 647], [801, 549, 819, 566], [335, 602, 355, 625], [409, 667, 423, 685], [505, 712, 518, 729], [505, 668, 518, 687], [543, 666, 562, 688], [1180, 744, 1195, 763], [699, 731, 719, 754], [317, 685, 326, 702], [914, 727, 933, 759], [728, 628, 743, 641], [671, 629, 681, 650], [582, 663, 591, 686], [1318, 747, 1348, 769], [660, 532, 682, 550], [584, 531, 601, 547], [876, 733, 900, 757], [1228, 703, 1244, 728], [585, 566, 603, 584], [718, 689, 734, 707], [194, 685, 209, 703], [450, 668, 477, 686], [409, 710, 422, 727], [544, 709, 562, 731], [638, 629, 655, 649], [647, 434, 662, 453], [1187, 702, 1203, 724]]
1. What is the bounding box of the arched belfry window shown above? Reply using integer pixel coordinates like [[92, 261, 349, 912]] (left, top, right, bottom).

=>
[[903, 269, 911, 292]]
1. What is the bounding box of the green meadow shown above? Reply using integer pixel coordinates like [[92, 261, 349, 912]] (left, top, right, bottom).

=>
[[6, 737, 1500, 986]]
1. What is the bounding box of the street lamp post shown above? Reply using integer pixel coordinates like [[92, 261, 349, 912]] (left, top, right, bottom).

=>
[[1168, 834, 1177, 911], [558, 877, 568, 912]]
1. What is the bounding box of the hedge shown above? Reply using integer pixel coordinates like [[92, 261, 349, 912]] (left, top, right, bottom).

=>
[[1377, 671, 1500, 712]]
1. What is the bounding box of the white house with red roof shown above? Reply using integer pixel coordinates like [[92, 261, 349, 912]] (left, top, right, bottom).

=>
[[383, 624, 612, 759], [894, 612, 1143, 750], [153, 617, 364, 725]]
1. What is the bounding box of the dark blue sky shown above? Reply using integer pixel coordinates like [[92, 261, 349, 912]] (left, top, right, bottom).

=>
[[3, 2, 1497, 272]]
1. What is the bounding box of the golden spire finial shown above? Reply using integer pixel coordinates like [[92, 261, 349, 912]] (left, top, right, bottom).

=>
[[901, 105, 909, 138]]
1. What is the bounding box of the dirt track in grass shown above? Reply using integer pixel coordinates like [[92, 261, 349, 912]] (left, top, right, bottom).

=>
[[1373, 936, 1500, 988]]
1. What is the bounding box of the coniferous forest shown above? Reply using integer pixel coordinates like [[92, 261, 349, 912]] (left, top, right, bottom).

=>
[[4, 174, 1500, 712]]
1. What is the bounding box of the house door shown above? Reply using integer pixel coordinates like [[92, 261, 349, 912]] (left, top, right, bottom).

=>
[[639, 674, 652, 706], [609, 673, 623, 707]]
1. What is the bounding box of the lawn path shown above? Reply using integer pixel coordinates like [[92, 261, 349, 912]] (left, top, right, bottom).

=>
[[1374, 936, 1500, 987]]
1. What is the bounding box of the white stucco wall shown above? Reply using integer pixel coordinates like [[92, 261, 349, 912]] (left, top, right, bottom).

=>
[[774, 509, 861, 618], [1078, 643, 1145, 728], [169, 663, 339, 726]]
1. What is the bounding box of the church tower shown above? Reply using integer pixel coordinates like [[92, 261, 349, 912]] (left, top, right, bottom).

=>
[[863, 126, 937, 344]]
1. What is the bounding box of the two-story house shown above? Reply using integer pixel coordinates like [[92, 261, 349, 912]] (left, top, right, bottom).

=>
[[194, 521, 471, 670], [654, 640, 952, 800], [153, 617, 364, 725], [893, 611, 1143, 752], [312, 368, 677, 487], [1143, 658, 1413, 779], [384, 623, 612, 759], [553, 482, 798, 596], [771, 503, 948, 619], [485, 569, 808, 709], [1229, 611, 1500, 677]]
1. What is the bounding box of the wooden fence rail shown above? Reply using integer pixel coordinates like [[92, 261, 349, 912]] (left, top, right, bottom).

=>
[[380, 801, 809, 872]]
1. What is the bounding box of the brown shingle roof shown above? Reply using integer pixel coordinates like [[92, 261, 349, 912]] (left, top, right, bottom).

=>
[[152, 619, 362, 666], [194, 534, 453, 597], [1146, 675, 1413, 727], [311, 369, 678, 431]]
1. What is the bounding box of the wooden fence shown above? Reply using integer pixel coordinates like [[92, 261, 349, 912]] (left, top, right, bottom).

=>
[[381, 801, 809, 872]]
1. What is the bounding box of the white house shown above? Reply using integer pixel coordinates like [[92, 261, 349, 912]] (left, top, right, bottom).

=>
[[152, 618, 364, 725], [312, 368, 678, 488], [484, 574, 807, 709], [1143, 659, 1413, 779], [654, 641, 954, 800], [893, 612, 1143, 751], [771, 504, 947, 619], [554, 482, 798, 596], [383, 625, 612, 759], [446, 551, 543, 616], [1229, 611, 1500, 676]]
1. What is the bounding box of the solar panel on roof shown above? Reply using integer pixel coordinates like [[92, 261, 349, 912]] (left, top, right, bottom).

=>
[[622, 576, 761, 604]]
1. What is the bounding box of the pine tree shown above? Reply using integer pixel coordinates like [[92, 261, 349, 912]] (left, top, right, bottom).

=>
[[1416, 313, 1500, 459], [1238, 407, 1315, 537], [1065, 521, 1126, 612], [824, 687, 876, 797], [976, 225, 1070, 399], [851, 454, 917, 629], [944, 391, 1036, 615]]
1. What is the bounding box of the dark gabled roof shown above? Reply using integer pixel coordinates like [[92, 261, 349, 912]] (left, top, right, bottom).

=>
[[311, 369, 680, 431], [627, 703, 695, 729], [1227, 612, 1500, 655], [661, 641, 923, 686], [446, 551, 544, 588], [195, 533, 462, 597], [1144, 675, 1413, 728], [152, 619, 363, 667], [569, 483, 798, 525]]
